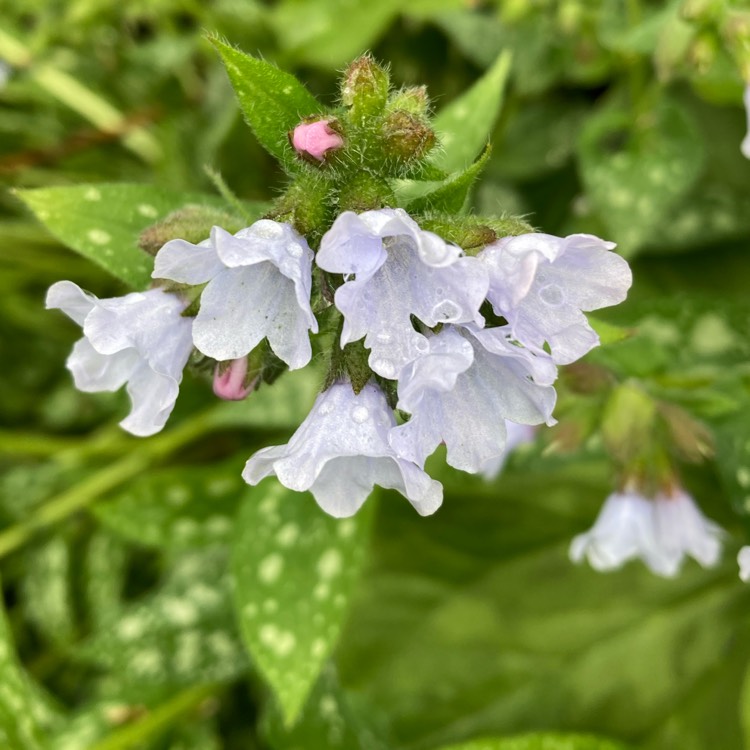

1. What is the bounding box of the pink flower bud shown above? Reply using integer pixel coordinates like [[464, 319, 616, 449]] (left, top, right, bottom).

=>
[[213, 358, 254, 401], [291, 120, 343, 162]]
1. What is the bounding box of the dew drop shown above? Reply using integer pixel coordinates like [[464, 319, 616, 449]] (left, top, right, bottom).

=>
[[252, 220, 285, 240], [373, 358, 396, 378], [538, 283, 564, 306], [431, 299, 461, 321], [286, 241, 303, 258], [414, 336, 429, 354], [351, 405, 369, 424], [375, 332, 392, 343]]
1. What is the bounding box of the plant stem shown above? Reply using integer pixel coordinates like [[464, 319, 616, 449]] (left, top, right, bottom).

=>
[[0, 411, 213, 560], [0, 29, 161, 163], [87, 684, 218, 750]]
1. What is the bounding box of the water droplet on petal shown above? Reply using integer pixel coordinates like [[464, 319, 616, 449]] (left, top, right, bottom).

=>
[[252, 220, 285, 240], [286, 241, 303, 258], [319, 400, 335, 415], [376, 332, 392, 343], [373, 358, 396, 378], [351, 405, 370, 424], [431, 299, 462, 321], [414, 336, 429, 354], [538, 283, 564, 306]]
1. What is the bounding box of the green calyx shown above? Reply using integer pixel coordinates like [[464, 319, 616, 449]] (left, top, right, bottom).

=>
[[138, 205, 247, 256]]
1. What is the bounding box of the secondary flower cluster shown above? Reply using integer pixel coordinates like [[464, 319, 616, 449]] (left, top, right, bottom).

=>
[[47, 208, 632, 518], [570, 487, 724, 578]]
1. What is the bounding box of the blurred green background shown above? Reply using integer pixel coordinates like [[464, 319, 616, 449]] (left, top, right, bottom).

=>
[[1, 1, 750, 749]]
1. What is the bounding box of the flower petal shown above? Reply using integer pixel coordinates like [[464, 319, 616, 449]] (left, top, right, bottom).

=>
[[120, 362, 182, 437], [390, 326, 556, 472], [46, 280, 97, 326], [67, 338, 138, 392], [480, 232, 631, 364], [243, 382, 443, 516], [192, 264, 313, 368], [332, 234, 487, 379], [152, 237, 224, 285]]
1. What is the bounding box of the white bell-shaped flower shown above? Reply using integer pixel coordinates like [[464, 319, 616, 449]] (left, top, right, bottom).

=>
[[389, 325, 557, 473], [153, 220, 318, 370], [650, 489, 723, 576], [569, 491, 660, 573], [316, 209, 488, 379], [243, 381, 443, 518], [570, 488, 723, 577], [479, 232, 632, 364], [742, 85, 750, 159], [738, 546, 750, 582], [46, 281, 193, 437]]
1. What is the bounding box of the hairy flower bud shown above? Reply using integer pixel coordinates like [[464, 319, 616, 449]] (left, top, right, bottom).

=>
[[341, 55, 389, 123], [290, 119, 343, 163], [213, 357, 256, 401], [139, 205, 245, 257], [387, 86, 429, 116], [381, 110, 436, 164]]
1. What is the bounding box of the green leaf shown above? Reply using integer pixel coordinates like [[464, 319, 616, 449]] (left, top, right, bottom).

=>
[[714, 401, 750, 516], [77, 548, 247, 699], [232, 481, 374, 726], [406, 145, 491, 214], [337, 460, 748, 749], [489, 98, 588, 180], [210, 38, 323, 168], [94, 457, 246, 550], [577, 98, 705, 256], [263, 665, 390, 749], [0, 575, 51, 750], [84, 531, 127, 632], [436, 733, 629, 750], [269, 0, 401, 69], [587, 316, 632, 346], [21, 537, 76, 647], [16, 184, 238, 288], [432, 50, 511, 173]]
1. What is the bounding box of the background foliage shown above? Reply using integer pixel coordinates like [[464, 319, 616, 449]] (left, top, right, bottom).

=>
[[1, 1, 749, 749]]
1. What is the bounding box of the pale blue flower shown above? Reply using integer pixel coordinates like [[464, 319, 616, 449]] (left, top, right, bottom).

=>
[[46, 281, 193, 436], [243, 381, 443, 518], [316, 209, 488, 379], [738, 546, 750, 582], [570, 488, 722, 577], [479, 232, 632, 364], [389, 325, 557, 473], [742, 85, 750, 159], [154, 220, 317, 369]]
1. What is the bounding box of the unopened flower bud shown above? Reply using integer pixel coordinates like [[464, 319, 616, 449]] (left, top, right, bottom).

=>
[[213, 358, 256, 401], [387, 86, 429, 116], [341, 55, 390, 122], [381, 110, 436, 164], [290, 119, 343, 163], [139, 205, 244, 257]]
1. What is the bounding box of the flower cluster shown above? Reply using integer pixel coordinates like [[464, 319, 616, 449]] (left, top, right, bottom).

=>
[[48, 206, 632, 518]]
